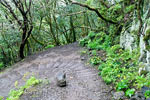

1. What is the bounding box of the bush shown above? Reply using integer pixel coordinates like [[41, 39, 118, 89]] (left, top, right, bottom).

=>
[[87, 41, 101, 50]]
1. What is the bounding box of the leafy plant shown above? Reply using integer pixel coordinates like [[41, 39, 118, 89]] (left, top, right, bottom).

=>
[[90, 56, 101, 65], [135, 75, 149, 89], [88, 31, 96, 40], [0, 62, 4, 69], [80, 50, 87, 55], [145, 90, 150, 99], [103, 78, 112, 84], [79, 37, 89, 47], [87, 41, 101, 50], [0, 96, 3, 100], [91, 50, 97, 56], [45, 45, 55, 49], [125, 88, 135, 97], [6, 76, 41, 100], [116, 80, 128, 91], [25, 76, 40, 88], [98, 63, 105, 71], [125, 4, 135, 13]]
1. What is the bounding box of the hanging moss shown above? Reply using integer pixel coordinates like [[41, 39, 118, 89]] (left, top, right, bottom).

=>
[[144, 28, 150, 50]]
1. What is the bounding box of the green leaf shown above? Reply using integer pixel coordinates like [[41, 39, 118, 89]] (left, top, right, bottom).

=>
[[145, 90, 150, 99], [116, 80, 128, 91], [45, 45, 55, 49], [125, 88, 135, 97]]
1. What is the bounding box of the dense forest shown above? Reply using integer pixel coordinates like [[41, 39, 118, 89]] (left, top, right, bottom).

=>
[[0, 0, 150, 100]]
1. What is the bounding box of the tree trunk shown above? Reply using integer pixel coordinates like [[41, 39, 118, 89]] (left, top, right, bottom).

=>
[[19, 26, 33, 59], [70, 16, 76, 42]]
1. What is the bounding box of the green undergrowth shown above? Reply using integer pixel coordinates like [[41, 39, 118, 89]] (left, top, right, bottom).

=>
[[0, 76, 42, 100], [7, 76, 41, 100], [0, 62, 4, 70], [79, 31, 150, 98]]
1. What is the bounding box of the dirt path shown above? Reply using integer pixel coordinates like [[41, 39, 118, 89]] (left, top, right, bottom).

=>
[[0, 43, 112, 100]]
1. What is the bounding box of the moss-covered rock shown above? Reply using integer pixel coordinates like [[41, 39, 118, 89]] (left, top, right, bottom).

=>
[[144, 28, 150, 50]]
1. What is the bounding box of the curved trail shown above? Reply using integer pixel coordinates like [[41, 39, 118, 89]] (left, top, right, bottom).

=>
[[0, 43, 112, 100]]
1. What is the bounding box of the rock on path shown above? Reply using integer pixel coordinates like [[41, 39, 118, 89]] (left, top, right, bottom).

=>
[[0, 43, 112, 100]]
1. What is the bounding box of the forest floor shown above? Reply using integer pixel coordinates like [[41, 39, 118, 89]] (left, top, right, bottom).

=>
[[0, 42, 112, 100]]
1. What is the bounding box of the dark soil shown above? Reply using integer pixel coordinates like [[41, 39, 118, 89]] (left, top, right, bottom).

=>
[[0, 42, 112, 100]]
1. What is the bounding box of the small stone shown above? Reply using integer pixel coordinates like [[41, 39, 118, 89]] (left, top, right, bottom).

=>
[[70, 76, 73, 79], [81, 56, 86, 60], [113, 91, 125, 100], [56, 72, 67, 87]]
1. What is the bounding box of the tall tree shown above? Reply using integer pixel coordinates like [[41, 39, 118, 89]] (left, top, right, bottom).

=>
[[0, 0, 33, 59]]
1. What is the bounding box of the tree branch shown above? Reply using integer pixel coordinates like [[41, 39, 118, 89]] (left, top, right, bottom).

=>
[[0, 0, 22, 26], [71, 1, 117, 24]]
